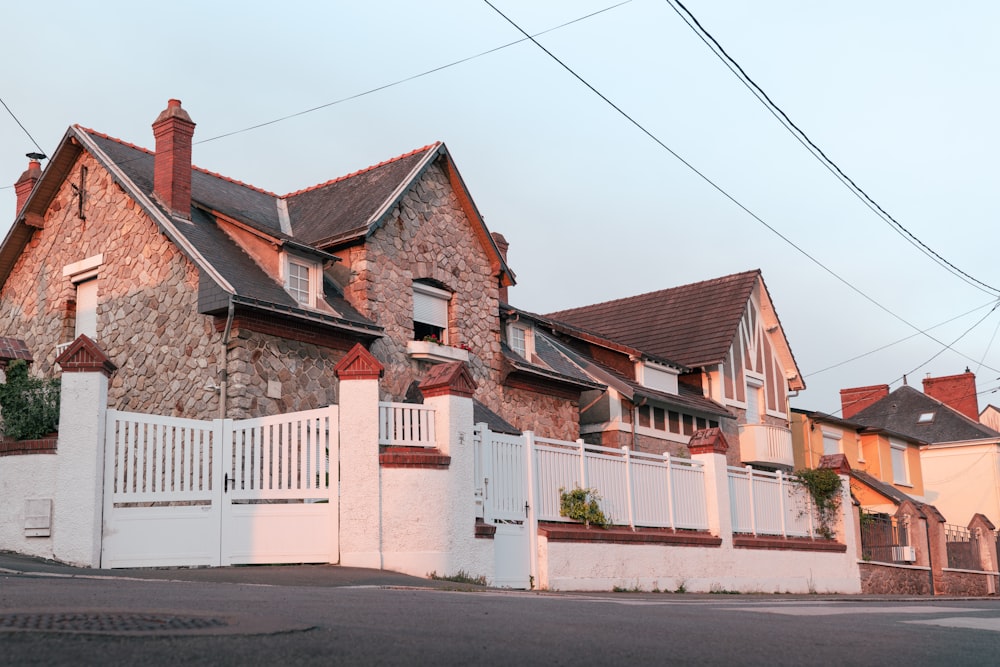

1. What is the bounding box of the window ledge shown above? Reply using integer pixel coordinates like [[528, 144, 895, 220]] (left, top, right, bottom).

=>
[[407, 340, 470, 364]]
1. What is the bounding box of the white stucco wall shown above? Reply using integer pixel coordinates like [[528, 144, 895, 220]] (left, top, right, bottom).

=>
[[0, 454, 58, 560]]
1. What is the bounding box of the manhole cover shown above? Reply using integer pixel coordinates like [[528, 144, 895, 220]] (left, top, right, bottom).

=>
[[0, 612, 227, 634]]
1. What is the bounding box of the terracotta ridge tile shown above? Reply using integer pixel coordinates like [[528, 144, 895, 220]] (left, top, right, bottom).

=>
[[282, 142, 440, 198], [76, 126, 279, 198]]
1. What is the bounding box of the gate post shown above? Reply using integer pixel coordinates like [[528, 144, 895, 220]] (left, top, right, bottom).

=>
[[53, 335, 116, 567], [334, 344, 384, 569], [688, 428, 733, 548]]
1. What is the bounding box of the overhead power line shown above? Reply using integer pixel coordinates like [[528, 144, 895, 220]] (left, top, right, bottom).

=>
[[664, 0, 1000, 297], [196, 1, 633, 146], [481, 0, 998, 376], [0, 96, 45, 156]]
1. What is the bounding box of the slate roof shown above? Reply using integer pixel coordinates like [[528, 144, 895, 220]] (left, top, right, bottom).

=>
[[473, 399, 521, 435], [851, 470, 920, 507], [547, 270, 761, 368], [850, 385, 1000, 444]]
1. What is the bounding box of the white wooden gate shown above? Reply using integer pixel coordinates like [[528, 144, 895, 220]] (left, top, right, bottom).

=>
[[101, 406, 338, 568], [475, 425, 533, 589]]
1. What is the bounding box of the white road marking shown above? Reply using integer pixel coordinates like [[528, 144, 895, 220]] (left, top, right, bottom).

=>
[[720, 605, 984, 616], [906, 617, 1000, 632]]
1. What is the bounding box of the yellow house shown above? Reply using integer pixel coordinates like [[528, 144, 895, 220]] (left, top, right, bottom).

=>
[[791, 409, 926, 508]]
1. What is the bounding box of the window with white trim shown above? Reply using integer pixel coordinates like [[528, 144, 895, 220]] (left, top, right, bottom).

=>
[[822, 428, 842, 456], [890, 439, 909, 485], [413, 281, 451, 344], [508, 323, 532, 359], [281, 253, 320, 308]]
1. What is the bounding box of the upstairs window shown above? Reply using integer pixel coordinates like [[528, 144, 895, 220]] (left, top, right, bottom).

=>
[[822, 428, 842, 456], [281, 253, 320, 308], [413, 282, 451, 344], [508, 323, 532, 360], [890, 439, 909, 485]]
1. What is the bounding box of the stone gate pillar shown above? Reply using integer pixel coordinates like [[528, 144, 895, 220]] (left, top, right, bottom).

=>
[[53, 335, 116, 567]]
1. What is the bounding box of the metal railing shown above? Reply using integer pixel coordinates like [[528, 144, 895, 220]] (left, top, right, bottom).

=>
[[860, 513, 911, 563], [945, 524, 983, 571], [378, 402, 435, 447]]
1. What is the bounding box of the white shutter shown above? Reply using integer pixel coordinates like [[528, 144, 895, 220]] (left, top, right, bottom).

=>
[[412, 283, 450, 328]]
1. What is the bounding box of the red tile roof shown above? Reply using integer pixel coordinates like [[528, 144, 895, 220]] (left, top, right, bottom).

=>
[[0, 337, 32, 363], [547, 270, 761, 368]]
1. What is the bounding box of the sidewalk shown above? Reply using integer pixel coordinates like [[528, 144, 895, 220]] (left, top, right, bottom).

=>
[[0, 551, 483, 590]]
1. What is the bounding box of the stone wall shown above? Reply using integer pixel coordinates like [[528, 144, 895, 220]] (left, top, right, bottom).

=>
[[859, 562, 931, 595], [226, 328, 344, 418], [0, 152, 222, 419], [940, 569, 998, 597], [339, 160, 508, 412], [499, 386, 579, 441]]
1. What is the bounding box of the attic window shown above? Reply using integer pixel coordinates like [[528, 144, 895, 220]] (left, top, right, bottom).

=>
[[281, 253, 320, 308], [917, 411, 935, 424], [508, 323, 533, 360]]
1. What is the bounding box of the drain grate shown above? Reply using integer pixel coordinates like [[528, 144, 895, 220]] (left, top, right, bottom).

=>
[[0, 612, 228, 633]]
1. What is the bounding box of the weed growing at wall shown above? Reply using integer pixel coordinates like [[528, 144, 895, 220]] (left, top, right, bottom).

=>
[[0, 360, 60, 440], [793, 468, 843, 540], [559, 486, 610, 528]]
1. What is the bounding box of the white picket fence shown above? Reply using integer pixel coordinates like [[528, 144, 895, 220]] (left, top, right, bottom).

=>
[[727, 466, 816, 538], [378, 401, 435, 447], [474, 426, 709, 531]]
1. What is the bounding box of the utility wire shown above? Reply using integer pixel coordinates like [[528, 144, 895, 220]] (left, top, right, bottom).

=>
[[481, 0, 995, 373], [664, 0, 1000, 297], [806, 300, 1000, 377], [195, 1, 633, 146], [0, 96, 45, 156]]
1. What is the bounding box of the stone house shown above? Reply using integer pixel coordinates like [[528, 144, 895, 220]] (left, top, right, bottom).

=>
[[514, 270, 804, 468], [0, 99, 592, 439]]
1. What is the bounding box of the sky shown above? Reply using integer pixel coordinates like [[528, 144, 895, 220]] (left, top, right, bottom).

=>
[[2, 1, 999, 416]]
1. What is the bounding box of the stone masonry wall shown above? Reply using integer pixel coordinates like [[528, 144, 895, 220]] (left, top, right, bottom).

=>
[[339, 159, 580, 438], [0, 152, 221, 419], [349, 160, 502, 403], [859, 562, 931, 595], [940, 570, 998, 597], [499, 386, 579, 442], [226, 328, 345, 418]]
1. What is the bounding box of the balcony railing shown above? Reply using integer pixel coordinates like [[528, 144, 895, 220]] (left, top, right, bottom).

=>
[[737, 423, 794, 469]]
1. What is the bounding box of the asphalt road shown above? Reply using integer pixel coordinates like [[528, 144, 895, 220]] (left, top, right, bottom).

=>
[[2, 554, 1000, 666]]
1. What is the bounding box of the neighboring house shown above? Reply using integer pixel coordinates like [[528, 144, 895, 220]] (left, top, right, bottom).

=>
[[0, 99, 593, 439], [979, 404, 1000, 432], [498, 306, 733, 459], [538, 270, 804, 468], [840, 371, 1000, 526], [791, 409, 927, 513]]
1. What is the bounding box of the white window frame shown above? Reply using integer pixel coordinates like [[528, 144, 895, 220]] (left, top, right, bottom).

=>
[[63, 254, 104, 344], [508, 323, 532, 360], [821, 427, 843, 456], [890, 439, 910, 486], [280, 252, 320, 308], [413, 281, 451, 344]]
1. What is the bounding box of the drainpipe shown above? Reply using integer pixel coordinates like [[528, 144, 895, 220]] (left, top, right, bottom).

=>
[[219, 299, 235, 419]]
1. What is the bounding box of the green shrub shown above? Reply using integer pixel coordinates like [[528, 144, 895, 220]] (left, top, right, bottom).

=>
[[559, 486, 610, 528], [0, 360, 60, 440]]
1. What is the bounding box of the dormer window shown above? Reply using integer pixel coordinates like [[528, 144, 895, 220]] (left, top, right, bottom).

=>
[[281, 252, 320, 308], [508, 323, 532, 360], [413, 281, 451, 344]]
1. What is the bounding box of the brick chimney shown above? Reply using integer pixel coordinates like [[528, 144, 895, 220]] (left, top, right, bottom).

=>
[[923, 370, 979, 420], [491, 232, 510, 303], [152, 99, 195, 218], [14, 159, 42, 216], [840, 384, 889, 419]]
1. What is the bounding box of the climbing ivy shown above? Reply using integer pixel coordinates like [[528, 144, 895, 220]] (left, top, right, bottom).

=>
[[793, 467, 843, 540]]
